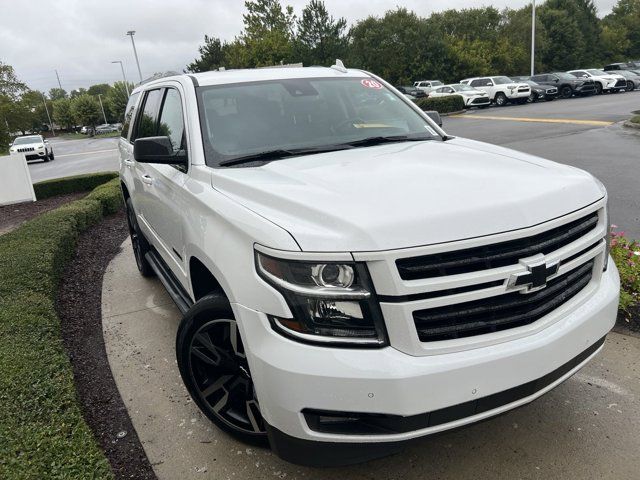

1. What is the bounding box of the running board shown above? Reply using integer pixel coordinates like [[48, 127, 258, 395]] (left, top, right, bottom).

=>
[[145, 250, 193, 315]]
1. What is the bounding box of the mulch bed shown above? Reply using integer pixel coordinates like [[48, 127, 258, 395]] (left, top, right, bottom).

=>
[[56, 209, 157, 480], [0, 192, 87, 235], [615, 306, 640, 337]]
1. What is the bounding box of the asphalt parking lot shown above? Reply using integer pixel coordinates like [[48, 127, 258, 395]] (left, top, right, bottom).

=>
[[27, 136, 119, 183]]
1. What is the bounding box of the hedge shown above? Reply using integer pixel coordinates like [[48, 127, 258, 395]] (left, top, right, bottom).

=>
[[631, 115, 640, 125], [33, 172, 119, 200], [0, 176, 123, 479], [415, 95, 466, 114]]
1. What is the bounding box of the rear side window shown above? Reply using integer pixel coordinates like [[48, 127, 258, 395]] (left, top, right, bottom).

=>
[[121, 92, 140, 140], [133, 89, 163, 140], [470, 79, 484, 87]]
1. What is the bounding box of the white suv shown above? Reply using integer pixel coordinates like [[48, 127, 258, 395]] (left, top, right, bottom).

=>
[[413, 80, 443, 94], [119, 65, 619, 466], [9, 135, 54, 162], [461, 76, 531, 105], [567, 69, 627, 94]]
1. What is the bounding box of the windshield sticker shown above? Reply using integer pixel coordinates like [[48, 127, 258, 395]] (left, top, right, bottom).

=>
[[361, 79, 383, 89], [424, 125, 437, 135]]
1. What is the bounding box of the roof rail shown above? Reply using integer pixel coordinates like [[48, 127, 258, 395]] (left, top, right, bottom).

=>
[[136, 71, 181, 86]]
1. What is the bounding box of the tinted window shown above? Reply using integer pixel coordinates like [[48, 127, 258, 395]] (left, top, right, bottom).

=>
[[133, 89, 163, 140], [121, 92, 140, 140], [158, 89, 185, 153], [530, 75, 544, 82], [435, 87, 445, 93]]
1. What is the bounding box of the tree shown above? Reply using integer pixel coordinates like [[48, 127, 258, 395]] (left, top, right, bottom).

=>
[[539, 7, 585, 71], [240, 0, 296, 66], [0, 61, 27, 99], [70, 88, 87, 99], [71, 94, 101, 128], [87, 83, 112, 97], [53, 98, 74, 130], [49, 87, 67, 101], [187, 36, 228, 72], [604, 0, 640, 58], [105, 81, 134, 123], [294, 0, 347, 66]]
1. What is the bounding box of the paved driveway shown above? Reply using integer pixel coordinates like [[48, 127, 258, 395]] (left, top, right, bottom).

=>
[[103, 240, 640, 480]]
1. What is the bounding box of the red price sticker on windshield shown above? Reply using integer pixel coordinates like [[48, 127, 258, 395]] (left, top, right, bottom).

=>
[[361, 79, 383, 89]]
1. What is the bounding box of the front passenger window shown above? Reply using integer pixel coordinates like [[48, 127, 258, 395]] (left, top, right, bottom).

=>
[[158, 89, 186, 154]]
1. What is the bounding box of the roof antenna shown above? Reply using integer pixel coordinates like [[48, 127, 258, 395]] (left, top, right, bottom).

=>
[[331, 59, 347, 73]]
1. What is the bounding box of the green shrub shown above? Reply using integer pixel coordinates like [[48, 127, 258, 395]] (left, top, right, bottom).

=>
[[0, 177, 122, 479], [415, 95, 466, 114], [33, 171, 118, 199], [610, 227, 640, 316], [630, 115, 640, 125]]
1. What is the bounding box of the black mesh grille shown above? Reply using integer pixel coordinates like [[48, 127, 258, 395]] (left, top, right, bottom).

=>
[[413, 261, 594, 342], [396, 212, 598, 280]]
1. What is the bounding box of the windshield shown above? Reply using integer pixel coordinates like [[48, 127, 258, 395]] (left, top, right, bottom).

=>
[[493, 76, 513, 85], [430, 81, 443, 87], [197, 77, 440, 167], [555, 72, 578, 80], [13, 136, 41, 145], [451, 84, 475, 92]]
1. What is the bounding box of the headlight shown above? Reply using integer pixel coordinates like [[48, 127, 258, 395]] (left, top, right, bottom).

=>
[[255, 250, 387, 347]]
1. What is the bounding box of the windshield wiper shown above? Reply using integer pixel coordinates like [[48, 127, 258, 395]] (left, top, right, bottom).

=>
[[341, 135, 435, 148], [219, 145, 354, 167]]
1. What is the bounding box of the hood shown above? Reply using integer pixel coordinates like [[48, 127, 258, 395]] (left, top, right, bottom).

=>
[[462, 90, 487, 96], [10, 141, 44, 150], [211, 139, 603, 252]]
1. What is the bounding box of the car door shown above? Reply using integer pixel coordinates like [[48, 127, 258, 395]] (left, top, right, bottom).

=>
[[136, 86, 189, 275], [470, 78, 490, 96]]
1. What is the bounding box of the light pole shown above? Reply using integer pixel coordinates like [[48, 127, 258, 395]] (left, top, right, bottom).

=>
[[111, 60, 130, 96], [126, 30, 143, 82], [97, 94, 108, 125], [530, 0, 536, 76], [55, 69, 63, 90], [41, 93, 55, 136]]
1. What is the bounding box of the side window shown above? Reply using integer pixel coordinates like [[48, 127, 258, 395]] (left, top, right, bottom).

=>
[[470, 79, 482, 87], [121, 92, 140, 140], [435, 87, 444, 93], [484, 79, 494, 86], [446, 87, 454, 93], [157, 89, 186, 154], [133, 89, 163, 140]]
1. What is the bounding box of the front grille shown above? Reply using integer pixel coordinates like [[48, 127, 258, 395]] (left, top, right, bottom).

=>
[[413, 260, 594, 342], [615, 79, 626, 88], [17, 147, 35, 152], [396, 212, 598, 280], [472, 97, 490, 104], [518, 87, 529, 93]]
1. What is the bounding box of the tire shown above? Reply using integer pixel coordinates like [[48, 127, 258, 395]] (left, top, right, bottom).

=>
[[594, 83, 603, 95], [48, 150, 54, 161], [176, 293, 268, 445], [560, 86, 573, 99], [526, 92, 537, 103], [626, 81, 634, 92], [125, 197, 155, 277], [494, 92, 507, 106]]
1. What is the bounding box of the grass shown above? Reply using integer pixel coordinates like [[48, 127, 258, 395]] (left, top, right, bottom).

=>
[[0, 176, 122, 479], [56, 131, 121, 140], [630, 115, 640, 124]]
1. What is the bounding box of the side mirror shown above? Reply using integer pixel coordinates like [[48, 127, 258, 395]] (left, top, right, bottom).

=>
[[425, 110, 443, 127], [133, 136, 187, 165]]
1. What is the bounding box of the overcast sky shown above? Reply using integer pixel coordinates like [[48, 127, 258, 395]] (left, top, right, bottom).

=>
[[0, 0, 618, 94]]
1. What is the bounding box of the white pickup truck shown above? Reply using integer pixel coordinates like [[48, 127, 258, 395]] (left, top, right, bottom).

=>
[[119, 63, 619, 466], [461, 76, 532, 105]]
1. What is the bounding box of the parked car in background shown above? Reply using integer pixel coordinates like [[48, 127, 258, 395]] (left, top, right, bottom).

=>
[[9, 135, 54, 162], [95, 124, 119, 134], [80, 126, 90, 134], [460, 76, 530, 106], [567, 69, 626, 94], [429, 83, 490, 107], [396, 85, 426, 98], [603, 62, 636, 71], [529, 72, 597, 98], [413, 80, 443, 94], [511, 78, 558, 103], [603, 69, 640, 91]]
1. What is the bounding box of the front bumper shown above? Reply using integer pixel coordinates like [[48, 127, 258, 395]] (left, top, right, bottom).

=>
[[237, 263, 619, 464]]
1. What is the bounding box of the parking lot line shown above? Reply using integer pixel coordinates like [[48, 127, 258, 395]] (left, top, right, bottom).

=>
[[450, 114, 613, 127]]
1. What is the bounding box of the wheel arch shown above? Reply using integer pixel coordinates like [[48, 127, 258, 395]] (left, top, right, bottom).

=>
[[189, 255, 227, 302]]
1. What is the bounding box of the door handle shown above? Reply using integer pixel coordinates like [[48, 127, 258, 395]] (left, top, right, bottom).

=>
[[141, 174, 154, 185], [123, 159, 134, 167]]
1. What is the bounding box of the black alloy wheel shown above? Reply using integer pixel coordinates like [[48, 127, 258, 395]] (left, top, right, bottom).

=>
[[527, 92, 537, 103], [626, 81, 634, 92], [560, 85, 573, 98], [594, 83, 603, 95], [177, 294, 267, 444], [125, 198, 154, 277]]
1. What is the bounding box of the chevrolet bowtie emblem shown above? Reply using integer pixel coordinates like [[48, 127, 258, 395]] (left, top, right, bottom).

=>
[[508, 254, 559, 294]]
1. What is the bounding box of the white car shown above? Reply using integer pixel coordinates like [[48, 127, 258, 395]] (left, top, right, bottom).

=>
[[119, 64, 618, 466], [413, 80, 443, 94], [429, 84, 490, 107], [460, 76, 531, 106], [9, 135, 54, 162], [567, 69, 627, 94]]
